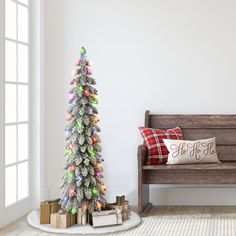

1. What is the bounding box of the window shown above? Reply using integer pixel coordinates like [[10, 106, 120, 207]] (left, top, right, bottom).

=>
[[5, 0, 29, 207]]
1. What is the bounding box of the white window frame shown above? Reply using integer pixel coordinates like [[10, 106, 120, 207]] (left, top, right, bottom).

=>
[[4, 0, 31, 208]]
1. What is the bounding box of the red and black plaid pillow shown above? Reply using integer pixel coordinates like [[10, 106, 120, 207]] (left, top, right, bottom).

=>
[[139, 127, 184, 164]]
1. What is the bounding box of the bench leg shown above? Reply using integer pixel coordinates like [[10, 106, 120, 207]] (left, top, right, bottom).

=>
[[138, 182, 152, 216]]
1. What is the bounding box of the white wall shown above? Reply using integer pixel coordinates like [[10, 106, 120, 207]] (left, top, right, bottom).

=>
[[43, 0, 236, 205]]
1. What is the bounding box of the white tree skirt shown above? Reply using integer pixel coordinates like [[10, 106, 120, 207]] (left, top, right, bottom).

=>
[[27, 210, 141, 235]]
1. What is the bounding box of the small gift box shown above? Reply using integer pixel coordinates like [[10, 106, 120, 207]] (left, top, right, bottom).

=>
[[107, 196, 131, 221], [89, 209, 122, 227], [40, 199, 60, 224], [50, 212, 77, 228]]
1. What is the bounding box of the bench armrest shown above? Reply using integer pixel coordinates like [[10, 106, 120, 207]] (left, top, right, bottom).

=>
[[138, 145, 147, 165]]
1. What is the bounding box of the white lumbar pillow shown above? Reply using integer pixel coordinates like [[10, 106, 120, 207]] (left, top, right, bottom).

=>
[[163, 137, 220, 165]]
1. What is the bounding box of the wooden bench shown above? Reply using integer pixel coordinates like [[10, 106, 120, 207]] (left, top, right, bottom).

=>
[[138, 110, 236, 215]]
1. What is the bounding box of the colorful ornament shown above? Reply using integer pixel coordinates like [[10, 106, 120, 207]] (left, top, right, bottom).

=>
[[75, 59, 80, 67], [96, 196, 101, 201], [96, 172, 102, 178], [76, 121, 83, 129], [71, 207, 77, 214], [86, 107, 93, 115], [80, 47, 86, 55], [92, 187, 98, 196], [68, 143, 75, 149], [69, 188, 76, 197], [86, 67, 93, 75], [101, 184, 107, 191], [66, 113, 73, 121], [68, 93, 75, 101], [83, 88, 90, 96], [76, 174, 82, 181], [96, 202, 101, 211], [77, 85, 83, 93], [64, 130, 70, 138], [89, 151, 97, 158], [67, 172, 75, 179], [65, 148, 73, 156], [91, 99, 98, 105], [68, 165, 76, 172], [72, 80, 77, 88], [96, 163, 102, 169], [92, 115, 100, 124]]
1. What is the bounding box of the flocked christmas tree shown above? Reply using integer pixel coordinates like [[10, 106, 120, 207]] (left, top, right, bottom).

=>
[[60, 47, 106, 215]]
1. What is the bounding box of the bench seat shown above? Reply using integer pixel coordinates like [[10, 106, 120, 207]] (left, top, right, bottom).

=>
[[143, 162, 236, 171]]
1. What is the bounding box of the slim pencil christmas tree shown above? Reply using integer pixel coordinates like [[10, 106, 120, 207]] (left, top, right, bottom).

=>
[[60, 47, 106, 215]]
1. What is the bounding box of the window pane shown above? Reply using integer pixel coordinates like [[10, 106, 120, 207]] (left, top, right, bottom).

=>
[[5, 40, 17, 82], [5, 0, 17, 39], [5, 84, 17, 123], [18, 124, 28, 161], [18, 5, 28, 43], [5, 165, 17, 207], [5, 125, 17, 165], [18, 85, 28, 122], [18, 0, 28, 5], [18, 44, 28, 83], [18, 162, 28, 200]]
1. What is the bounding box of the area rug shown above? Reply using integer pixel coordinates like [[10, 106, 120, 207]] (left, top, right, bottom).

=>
[[27, 209, 141, 235], [3, 213, 236, 235]]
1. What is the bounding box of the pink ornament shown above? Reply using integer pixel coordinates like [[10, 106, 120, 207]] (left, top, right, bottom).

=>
[[66, 113, 73, 121], [69, 188, 76, 197], [96, 172, 102, 178], [75, 59, 80, 67], [72, 81, 77, 88], [69, 165, 76, 172], [68, 144, 75, 149], [86, 67, 93, 75], [68, 93, 75, 101]]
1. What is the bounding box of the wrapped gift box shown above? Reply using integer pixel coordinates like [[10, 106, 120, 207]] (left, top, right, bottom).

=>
[[89, 209, 122, 227], [40, 199, 60, 224], [50, 212, 77, 228], [107, 196, 131, 221]]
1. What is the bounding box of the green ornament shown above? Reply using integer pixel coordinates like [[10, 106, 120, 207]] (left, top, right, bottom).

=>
[[80, 47, 86, 55], [92, 187, 98, 196], [76, 121, 83, 130], [89, 151, 97, 158], [71, 207, 77, 214], [92, 99, 98, 105], [79, 85, 83, 92], [68, 172, 75, 179], [65, 148, 73, 156]]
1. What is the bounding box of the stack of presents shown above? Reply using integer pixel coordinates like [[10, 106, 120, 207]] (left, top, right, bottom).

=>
[[40, 196, 131, 228]]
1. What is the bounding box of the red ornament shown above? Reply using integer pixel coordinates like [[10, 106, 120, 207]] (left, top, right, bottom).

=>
[[69, 188, 76, 197], [83, 88, 90, 96], [75, 59, 80, 67], [92, 135, 100, 143], [68, 165, 76, 172], [68, 144, 75, 149]]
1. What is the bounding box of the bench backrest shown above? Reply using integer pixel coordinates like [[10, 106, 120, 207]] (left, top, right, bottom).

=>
[[145, 111, 236, 162]]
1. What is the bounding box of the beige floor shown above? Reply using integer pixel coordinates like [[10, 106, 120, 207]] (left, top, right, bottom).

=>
[[1, 206, 236, 235]]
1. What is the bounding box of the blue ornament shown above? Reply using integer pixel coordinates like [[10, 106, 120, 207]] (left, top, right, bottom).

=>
[[96, 196, 101, 201], [76, 174, 82, 181], [64, 130, 70, 138], [63, 195, 69, 203]]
